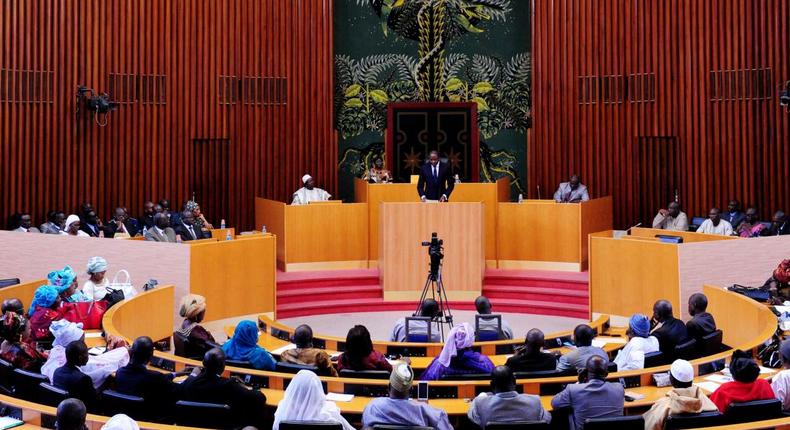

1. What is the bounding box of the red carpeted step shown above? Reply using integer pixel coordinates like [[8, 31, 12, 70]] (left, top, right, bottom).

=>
[[482, 284, 589, 305], [277, 276, 380, 291], [493, 299, 590, 319], [277, 285, 383, 304]]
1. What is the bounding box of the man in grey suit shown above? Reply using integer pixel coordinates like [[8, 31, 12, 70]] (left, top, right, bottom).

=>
[[551, 356, 624, 430], [144, 213, 177, 242], [556, 324, 607, 373], [11, 213, 40, 233], [553, 174, 590, 203], [468, 365, 551, 427]]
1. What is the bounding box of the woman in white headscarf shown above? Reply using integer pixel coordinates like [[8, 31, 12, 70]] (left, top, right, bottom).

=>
[[273, 370, 354, 430], [82, 256, 110, 301], [41, 320, 130, 389], [65, 215, 90, 237], [101, 414, 139, 430], [420, 322, 495, 381]]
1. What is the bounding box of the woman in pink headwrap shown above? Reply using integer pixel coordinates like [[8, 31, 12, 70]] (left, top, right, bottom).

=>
[[420, 323, 494, 381]]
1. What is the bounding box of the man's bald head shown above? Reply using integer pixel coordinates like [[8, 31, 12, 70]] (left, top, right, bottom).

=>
[[1, 298, 24, 315], [653, 300, 674, 322], [420, 299, 439, 318], [56, 399, 86, 430], [293, 324, 314, 348], [130, 336, 155, 365], [490, 365, 516, 393], [203, 348, 226, 375], [586, 355, 609, 380], [475, 296, 492, 314], [525, 328, 545, 352], [573, 324, 595, 347]]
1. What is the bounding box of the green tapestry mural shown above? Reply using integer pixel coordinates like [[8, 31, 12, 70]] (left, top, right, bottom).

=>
[[335, 0, 531, 200]]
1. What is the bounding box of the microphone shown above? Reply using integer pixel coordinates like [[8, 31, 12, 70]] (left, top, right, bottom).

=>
[[625, 222, 642, 235], [537, 185, 541, 200]]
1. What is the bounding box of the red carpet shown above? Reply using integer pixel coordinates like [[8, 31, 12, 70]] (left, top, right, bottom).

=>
[[275, 268, 590, 319]]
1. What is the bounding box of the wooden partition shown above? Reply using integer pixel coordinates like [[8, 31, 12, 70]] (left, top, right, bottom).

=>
[[189, 235, 277, 321], [102, 285, 175, 343], [589, 230, 681, 318], [497, 197, 612, 271], [254, 198, 368, 271], [379, 202, 484, 300], [0, 279, 45, 311], [355, 178, 508, 266], [630, 227, 739, 243], [704, 284, 777, 348]]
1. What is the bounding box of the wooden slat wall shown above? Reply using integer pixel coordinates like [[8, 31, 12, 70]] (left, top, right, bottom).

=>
[[531, 0, 790, 228], [0, 0, 335, 230]]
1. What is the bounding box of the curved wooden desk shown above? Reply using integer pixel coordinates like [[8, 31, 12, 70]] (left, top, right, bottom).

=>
[[102, 284, 777, 417]]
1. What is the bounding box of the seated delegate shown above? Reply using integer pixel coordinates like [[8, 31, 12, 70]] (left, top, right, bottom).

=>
[[280, 324, 338, 376], [468, 366, 551, 427], [222, 320, 276, 370], [176, 294, 216, 356], [709, 350, 775, 412], [336, 325, 392, 372], [686, 293, 717, 342], [52, 341, 99, 411], [652, 201, 689, 231], [551, 355, 624, 430], [273, 369, 354, 430], [505, 328, 558, 372], [650, 299, 689, 357], [696, 207, 733, 236], [556, 324, 607, 373], [612, 314, 659, 371], [474, 296, 514, 340], [292, 174, 331, 205], [553, 174, 590, 203], [642, 359, 718, 430], [421, 323, 494, 380], [390, 298, 442, 343]]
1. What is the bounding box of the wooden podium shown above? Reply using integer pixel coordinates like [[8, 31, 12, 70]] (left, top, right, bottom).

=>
[[379, 202, 484, 301]]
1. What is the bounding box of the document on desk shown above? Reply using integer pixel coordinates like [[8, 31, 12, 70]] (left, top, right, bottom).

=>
[[270, 343, 297, 355], [591, 337, 628, 348], [696, 381, 721, 393], [704, 374, 732, 384], [326, 393, 354, 402]]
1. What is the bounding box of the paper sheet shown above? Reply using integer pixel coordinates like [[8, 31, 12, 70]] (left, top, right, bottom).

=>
[[270, 343, 296, 355], [326, 393, 354, 402], [624, 391, 645, 400], [760, 366, 777, 374], [704, 374, 732, 384], [696, 381, 721, 393], [0, 417, 23, 430], [591, 337, 628, 348]]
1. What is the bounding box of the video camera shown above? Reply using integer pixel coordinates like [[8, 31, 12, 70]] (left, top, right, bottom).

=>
[[421, 232, 444, 280]]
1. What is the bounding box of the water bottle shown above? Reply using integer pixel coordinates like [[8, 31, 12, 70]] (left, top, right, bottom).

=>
[[220, 219, 226, 229], [454, 174, 461, 184], [518, 193, 524, 203], [176, 234, 182, 244], [225, 231, 232, 241], [261, 225, 267, 234]]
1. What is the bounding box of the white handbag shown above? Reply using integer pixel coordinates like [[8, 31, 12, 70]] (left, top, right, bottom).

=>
[[109, 269, 138, 299]]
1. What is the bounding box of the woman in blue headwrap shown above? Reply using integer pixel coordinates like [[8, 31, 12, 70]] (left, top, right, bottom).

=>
[[613, 313, 660, 371], [221, 320, 276, 370], [47, 266, 90, 303], [28, 285, 64, 342]]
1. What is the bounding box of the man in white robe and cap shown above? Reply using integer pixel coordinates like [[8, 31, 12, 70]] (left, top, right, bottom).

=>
[[292, 174, 331, 205]]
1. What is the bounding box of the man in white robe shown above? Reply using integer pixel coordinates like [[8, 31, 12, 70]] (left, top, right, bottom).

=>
[[292, 174, 331, 205]]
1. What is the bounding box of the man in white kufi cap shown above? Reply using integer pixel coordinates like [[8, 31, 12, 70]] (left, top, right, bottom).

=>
[[642, 359, 718, 430], [292, 174, 331, 205]]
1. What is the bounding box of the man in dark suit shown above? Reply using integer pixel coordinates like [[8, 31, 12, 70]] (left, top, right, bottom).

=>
[[139, 201, 156, 230], [686, 293, 717, 342], [79, 210, 103, 237], [52, 341, 99, 411], [650, 300, 689, 358], [417, 150, 454, 202], [176, 348, 268, 428], [173, 210, 206, 242], [721, 200, 745, 230], [116, 336, 177, 419], [763, 211, 790, 236], [105, 207, 140, 238]]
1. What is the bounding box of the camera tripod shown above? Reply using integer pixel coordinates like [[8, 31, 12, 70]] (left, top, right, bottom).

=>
[[414, 264, 454, 341]]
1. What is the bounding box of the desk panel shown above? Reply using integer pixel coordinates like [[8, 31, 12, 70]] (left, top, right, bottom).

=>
[[284, 203, 368, 270]]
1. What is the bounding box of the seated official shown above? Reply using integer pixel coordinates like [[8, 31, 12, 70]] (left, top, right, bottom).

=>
[[337, 325, 392, 372], [763, 211, 790, 236], [390, 299, 442, 343], [643, 359, 718, 430], [696, 208, 733, 235], [139, 201, 156, 231], [65, 214, 90, 237], [222, 320, 276, 370], [105, 207, 139, 238], [737, 207, 766, 237], [505, 328, 558, 372], [176, 294, 216, 356], [770, 340, 790, 410], [173, 210, 207, 242], [0, 311, 46, 371], [556, 324, 607, 373], [362, 363, 452, 430], [143, 213, 176, 242], [41, 210, 66, 235], [417, 150, 454, 202], [652, 201, 689, 231], [184, 199, 214, 231], [365, 157, 392, 183], [53, 341, 99, 411], [177, 348, 268, 428], [82, 256, 110, 301], [421, 323, 495, 380], [10, 212, 40, 233], [553, 174, 589, 203], [273, 369, 354, 430], [115, 336, 177, 417], [474, 296, 514, 340], [722, 200, 746, 229], [686, 293, 717, 342], [28, 285, 63, 342], [79, 210, 104, 237], [292, 174, 331, 205], [612, 314, 659, 371], [650, 300, 689, 357], [56, 399, 87, 430], [710, 350, 775, 412], [42, 320, 129, 389], [281, 324, 338, 376], [469, 365, 551, 427], [551, 355, 624, 430]]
